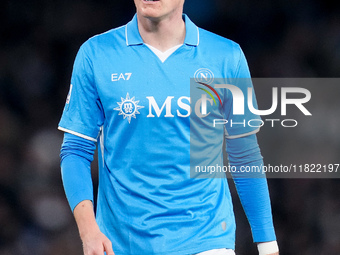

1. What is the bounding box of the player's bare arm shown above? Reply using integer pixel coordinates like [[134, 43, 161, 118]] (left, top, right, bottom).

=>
[[74, 200, 115, 255]]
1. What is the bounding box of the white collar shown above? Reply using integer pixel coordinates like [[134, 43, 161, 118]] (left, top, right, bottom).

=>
[[145, 44, 183, 63]]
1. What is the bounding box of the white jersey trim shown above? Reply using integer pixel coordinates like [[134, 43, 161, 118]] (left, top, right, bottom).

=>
[[145, 43, 183, 63], [225, 128, 260, 140], [58, 127, 97, 142], [195, 248, 235, 255], [99, 126, 105, 165], [125, 24, 129, 46], [257, 241, 279, 255]]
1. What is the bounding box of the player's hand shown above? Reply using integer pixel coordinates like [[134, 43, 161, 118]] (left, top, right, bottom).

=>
[[266, 253, 279, 255], [81, 229, 115, 255]]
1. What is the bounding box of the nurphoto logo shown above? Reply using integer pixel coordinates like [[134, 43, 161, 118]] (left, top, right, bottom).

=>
[[205, 81, 313, 128]]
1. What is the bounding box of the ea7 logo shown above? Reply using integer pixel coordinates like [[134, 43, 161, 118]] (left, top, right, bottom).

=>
[[111, 73, 132, 82]]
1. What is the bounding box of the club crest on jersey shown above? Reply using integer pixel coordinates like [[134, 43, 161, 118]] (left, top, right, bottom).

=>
[[194, 68, 214, 85], [114, 93, 144, 123]]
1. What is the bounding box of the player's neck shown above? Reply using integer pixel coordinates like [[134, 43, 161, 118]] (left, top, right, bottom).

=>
[[136, 13, 185, 52]]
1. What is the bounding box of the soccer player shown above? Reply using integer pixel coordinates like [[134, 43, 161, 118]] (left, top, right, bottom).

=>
[[58, 0, 279, 255]]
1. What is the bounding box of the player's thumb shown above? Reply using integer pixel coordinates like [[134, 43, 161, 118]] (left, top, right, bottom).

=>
[[103, 239, 115, 255]]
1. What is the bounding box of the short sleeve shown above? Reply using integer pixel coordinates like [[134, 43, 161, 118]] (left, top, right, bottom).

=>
[[222, 46, 262, 139], [58, 44, 104, 141]]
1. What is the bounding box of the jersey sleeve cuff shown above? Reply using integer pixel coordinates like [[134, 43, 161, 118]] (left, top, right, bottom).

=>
[[67, 189, 94, 212], [252, 227, 276, 243], [58, 126, 98, 142]]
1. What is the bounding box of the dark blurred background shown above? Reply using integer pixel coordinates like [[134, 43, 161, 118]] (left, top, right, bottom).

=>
[[0, 0, 340, 254]]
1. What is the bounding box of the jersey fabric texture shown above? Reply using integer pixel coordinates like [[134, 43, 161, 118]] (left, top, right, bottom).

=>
[[58, 14, 276, 255]]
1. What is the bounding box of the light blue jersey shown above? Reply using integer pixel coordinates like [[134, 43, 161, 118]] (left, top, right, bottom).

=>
[[59, 14, 274, 255]]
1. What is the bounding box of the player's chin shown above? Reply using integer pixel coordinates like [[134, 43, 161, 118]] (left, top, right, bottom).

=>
[[139, 8, 164, 19], [137, 0, 161, 11], [141, 0, 160, 4]]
